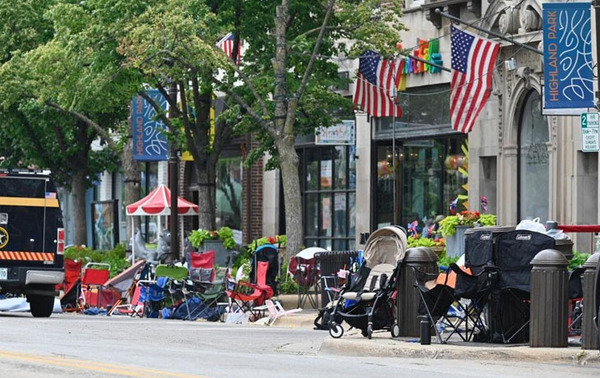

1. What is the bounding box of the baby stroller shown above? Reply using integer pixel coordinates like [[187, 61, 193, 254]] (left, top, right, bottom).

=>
[[328, 226, 407, 339]]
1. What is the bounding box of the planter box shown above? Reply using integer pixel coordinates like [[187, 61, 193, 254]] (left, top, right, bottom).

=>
[[444, 226, 471, 258]]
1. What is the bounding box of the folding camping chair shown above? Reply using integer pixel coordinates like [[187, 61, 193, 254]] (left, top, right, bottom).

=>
[[568, 267, 584, 336], [59, 258, 83, 312], [226, 244, 279, 321], [449, 263, 498, 342], [255, 299, 302, 326], [105, 260, 149, 317], [447, 229, 500, 342], [289, 255, 320, 309], [185, 251, 229, 320], [493, 230, 555, 343], [79, 262, 111, 310], [412, 266, 465, 344]]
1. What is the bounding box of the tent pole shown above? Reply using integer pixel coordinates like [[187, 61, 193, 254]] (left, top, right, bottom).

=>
[[131, 217, 135, 264]]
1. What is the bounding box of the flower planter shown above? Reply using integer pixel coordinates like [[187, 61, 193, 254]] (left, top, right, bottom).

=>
[[444, 226, 471, 258]]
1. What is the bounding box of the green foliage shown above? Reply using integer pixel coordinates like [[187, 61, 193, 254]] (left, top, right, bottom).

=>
[[247, 234, 286, 254], [407, 236, 444, 248], [64, 243, 129, 279], [568, 251, 590, 271], [189, 227, 237, 250], [439, 212, 497, 237], [437, 251, 460, 269]]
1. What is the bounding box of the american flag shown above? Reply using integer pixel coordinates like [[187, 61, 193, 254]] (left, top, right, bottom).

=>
[[217, 33, 241, 65], [450, 26, 500, 133], [353, 50, 402, 118]]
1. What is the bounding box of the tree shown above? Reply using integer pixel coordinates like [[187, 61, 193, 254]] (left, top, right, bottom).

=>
[[117, 0, 405, 256], [0, 0, 138, 245], [215, 0, 405, 256]]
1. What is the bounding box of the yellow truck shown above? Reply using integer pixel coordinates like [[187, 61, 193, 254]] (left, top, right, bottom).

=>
[[0, 169, 65, 317]]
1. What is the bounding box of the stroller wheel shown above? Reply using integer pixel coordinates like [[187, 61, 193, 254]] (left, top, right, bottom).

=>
[[329, 322, 344, 339], [367, 324, 373, 339], [391, 323, 400, 338]]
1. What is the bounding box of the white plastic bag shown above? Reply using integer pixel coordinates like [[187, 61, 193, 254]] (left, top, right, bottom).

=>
[[515, 217, 546, 233]]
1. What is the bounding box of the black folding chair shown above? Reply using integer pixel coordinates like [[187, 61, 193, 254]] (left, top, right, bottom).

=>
[[412, 266, 465, 344], [493, 230, 555, 343], [449, 263, 498, 342]]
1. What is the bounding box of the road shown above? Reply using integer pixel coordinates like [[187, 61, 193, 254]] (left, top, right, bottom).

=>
[[0, 312, 598, 377]]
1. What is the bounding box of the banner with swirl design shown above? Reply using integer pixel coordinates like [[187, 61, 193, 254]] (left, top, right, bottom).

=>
[[542, 3, 594, 115], [131, 89, 169, 161]]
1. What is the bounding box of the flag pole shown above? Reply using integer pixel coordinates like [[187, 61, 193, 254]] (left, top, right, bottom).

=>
[[390, 60, 398, 227], [435, 9, 543, 56]]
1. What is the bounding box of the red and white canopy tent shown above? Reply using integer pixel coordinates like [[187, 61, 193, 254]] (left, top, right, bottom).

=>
[[126, 184, 198, 262]]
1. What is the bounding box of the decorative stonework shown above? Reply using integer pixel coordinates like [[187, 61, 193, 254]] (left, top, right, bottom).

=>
[[499, 7, 519, 34], [519, 2, 542, 32]]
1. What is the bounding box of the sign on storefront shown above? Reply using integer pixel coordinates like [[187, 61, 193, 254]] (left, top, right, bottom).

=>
[[580, 112, 599, 152], [315, 120, 355, 145], [542, 3, 594, 115]]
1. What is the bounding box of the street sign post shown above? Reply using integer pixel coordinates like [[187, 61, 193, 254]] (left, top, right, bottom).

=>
[[580, 112, 599, 152]]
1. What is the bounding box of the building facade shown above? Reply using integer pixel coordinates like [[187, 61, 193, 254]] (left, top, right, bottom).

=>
[[69, 0, 599, 255]]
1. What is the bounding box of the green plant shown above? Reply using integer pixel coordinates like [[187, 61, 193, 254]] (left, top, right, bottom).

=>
[[247, 234, 286, 254], [407, 235, 444, 248], [439, 211, 497, 237], [64, 243, 129, 278], [437, 250, 460, 269], [569, 251, 590, 271], [189, 227, 237, 250]]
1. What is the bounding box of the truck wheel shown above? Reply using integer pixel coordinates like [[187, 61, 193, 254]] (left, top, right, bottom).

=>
[[28, 295, 55, 317]]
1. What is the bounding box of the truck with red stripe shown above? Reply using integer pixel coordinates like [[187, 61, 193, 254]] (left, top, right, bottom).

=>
[[0, 169, 65, 317]]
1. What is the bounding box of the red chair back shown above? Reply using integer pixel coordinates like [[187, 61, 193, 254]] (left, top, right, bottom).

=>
[[189, 251, 215, 269], [82, 269, 110, 285]]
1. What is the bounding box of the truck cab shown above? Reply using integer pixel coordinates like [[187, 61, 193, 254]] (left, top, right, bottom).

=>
[[0, 169, 65, 317]]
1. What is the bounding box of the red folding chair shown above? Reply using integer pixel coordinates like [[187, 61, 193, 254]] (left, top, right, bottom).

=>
[[57, 259, 83, 312], [79, 263, 111, 310], [188, 251, 216, 283], [226, 261, 274, 319]]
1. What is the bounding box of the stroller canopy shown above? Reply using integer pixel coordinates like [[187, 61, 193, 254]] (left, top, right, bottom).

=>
[[363, 226, 407, 268]]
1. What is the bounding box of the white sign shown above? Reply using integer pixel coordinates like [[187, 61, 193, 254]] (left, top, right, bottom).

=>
[[315, 120, 355, 145], [581, 112, 599, 152]]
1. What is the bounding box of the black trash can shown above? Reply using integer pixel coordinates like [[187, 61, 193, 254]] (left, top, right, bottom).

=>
[[315, 250, 359, 307], [397, 247, 438, 337]]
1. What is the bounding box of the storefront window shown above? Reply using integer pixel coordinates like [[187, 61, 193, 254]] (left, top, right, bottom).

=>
[[300, 145, 356, 250], [216, 157, 243, 230], [375, 136, 467, 231], [518, 91, 549, 222]]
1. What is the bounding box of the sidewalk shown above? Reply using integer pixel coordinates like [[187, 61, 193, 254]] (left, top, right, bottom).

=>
[[267, 295, 600, 365]]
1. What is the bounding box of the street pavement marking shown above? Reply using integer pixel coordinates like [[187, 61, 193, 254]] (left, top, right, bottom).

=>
[[0, 350, 208, 378]]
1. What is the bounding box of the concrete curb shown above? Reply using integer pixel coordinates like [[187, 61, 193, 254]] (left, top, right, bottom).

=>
[[263, 297, 600, 366]]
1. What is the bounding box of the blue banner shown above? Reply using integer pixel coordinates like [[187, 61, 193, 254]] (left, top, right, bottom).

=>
[[131, 90, 169, 161], [543, 3, 594, 114]]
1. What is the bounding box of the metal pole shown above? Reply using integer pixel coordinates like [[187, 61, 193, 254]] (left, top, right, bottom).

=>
[[168, 82, 180, 262], [435, 9, 543, 56]]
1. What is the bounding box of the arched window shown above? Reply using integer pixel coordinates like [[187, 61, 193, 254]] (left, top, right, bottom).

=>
[[518, 91, 549, 222]]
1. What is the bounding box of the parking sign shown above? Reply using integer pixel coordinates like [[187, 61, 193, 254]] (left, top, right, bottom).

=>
[[581, 112, 599, 152]]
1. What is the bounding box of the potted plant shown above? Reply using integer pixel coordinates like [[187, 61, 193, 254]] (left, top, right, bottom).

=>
[[189, 227, 237, 250], [439, 211, 496, 257]]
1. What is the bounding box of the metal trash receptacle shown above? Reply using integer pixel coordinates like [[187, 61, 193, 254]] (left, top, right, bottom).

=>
[[315, 250, 359, 307]]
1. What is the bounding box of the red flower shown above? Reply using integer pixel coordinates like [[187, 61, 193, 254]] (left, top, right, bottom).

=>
[[268, 236, 275, 244]]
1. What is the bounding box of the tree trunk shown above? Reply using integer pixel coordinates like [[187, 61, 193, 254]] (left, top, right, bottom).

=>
[[194, 163, 216, 230], [276, 137, 302, 259], [70, 170, 88, 246], [122, 132, 141, 243]]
